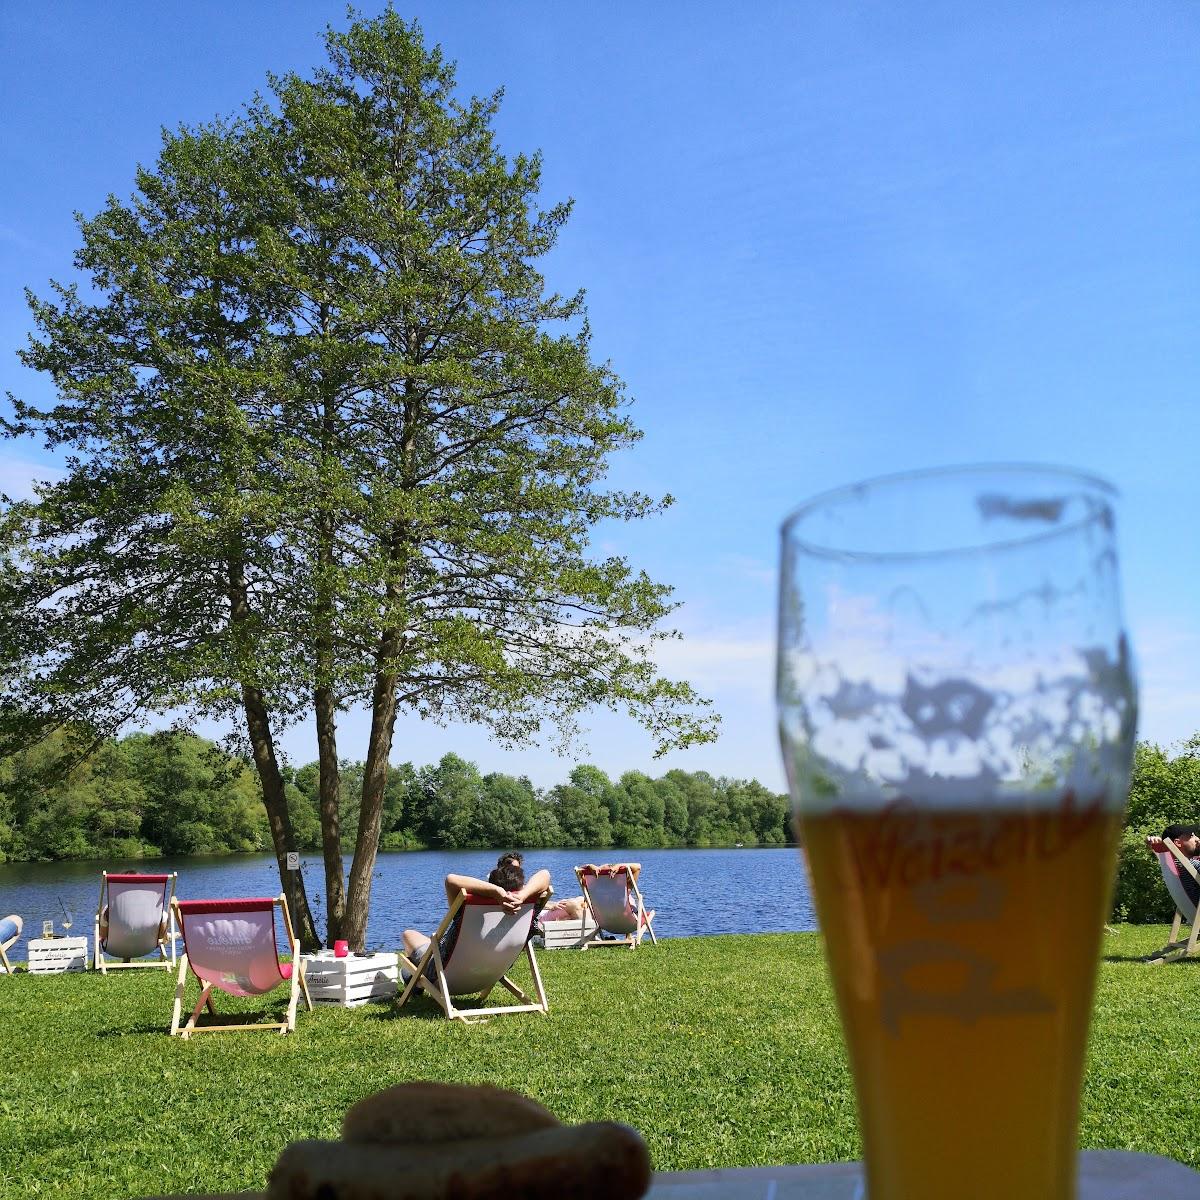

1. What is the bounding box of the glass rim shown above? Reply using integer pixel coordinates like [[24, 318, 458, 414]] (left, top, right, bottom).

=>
[[780, 462, 1118, 563]]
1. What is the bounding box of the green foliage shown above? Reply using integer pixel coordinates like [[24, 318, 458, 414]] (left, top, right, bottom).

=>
[[0, 730, 268, 862], [0, 733, 789, 861], [0, 926, 1195, 1199], [547, 764, 614, 847]]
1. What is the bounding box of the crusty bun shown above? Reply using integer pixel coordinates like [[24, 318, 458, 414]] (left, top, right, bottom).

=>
[[342, 1082, 560, 1146], [268, 1121, 651, 1200]]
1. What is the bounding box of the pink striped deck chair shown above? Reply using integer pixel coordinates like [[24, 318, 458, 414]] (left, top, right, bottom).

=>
[[169, 895, 311, 1037], [1145, 837, 1200, 964], [574, 863, 657, 948], [0, 914, 22, 974], [397, 890, 548, 1024], [94, 871, 178, 973]]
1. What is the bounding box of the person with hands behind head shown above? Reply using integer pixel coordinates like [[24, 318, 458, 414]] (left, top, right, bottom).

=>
[[1147, 824, 1200, 907], [401, 851, 552, 967]]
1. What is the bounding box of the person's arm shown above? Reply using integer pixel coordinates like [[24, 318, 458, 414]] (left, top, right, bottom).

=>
[[515, 868, 551, 905], [443, 873, 507, 907]]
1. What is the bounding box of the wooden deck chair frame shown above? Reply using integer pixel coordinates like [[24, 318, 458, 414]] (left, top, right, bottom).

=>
[[169, 894, 311, 1037], [397, 889, 548, 1025], [0, 914, 22, 974], [94, 870, 178, 973], [574, 863, 658, 948], [1146, 838, 1200, 964]]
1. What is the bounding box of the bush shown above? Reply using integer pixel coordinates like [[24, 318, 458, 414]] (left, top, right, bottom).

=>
[[1111, 825, 1174, 923]]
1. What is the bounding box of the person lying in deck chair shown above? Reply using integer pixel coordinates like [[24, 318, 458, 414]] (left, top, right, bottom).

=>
[[574, 862, 657, 948], [95, 870, 177, 973], [1148, 824, 1200, 905], [0, 914, 22, 974], [400, 852, 551, 976], [1144, 825, 1200, 963], [398, 852, 552, 1022]]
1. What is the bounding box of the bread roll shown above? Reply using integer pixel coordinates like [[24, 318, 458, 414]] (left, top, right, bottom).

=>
[[342, 1082, 559, 1146], [268, 1121, 651, 1200]]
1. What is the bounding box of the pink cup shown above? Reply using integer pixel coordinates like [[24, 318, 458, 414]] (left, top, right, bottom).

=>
[[333, 939, 349, 958]]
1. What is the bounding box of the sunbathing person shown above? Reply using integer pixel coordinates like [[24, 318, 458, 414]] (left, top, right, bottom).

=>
[[401, 852, 551, 972], [540, 894, 587, 922], [581, 861, 641, 883]]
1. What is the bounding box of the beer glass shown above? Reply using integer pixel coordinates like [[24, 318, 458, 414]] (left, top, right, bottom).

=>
[[777, 466, 1136, 1200]]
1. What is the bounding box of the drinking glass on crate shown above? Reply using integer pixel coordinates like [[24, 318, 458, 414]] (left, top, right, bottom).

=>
[[777, 466, 1136, 1200]]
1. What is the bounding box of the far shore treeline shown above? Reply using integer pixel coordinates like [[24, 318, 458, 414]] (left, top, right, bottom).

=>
[[2, 730, 1197, 925], [0, 730, 789, 864]]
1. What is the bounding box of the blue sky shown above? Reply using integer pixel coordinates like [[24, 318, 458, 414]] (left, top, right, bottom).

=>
[[2, 3, 1198, 792]]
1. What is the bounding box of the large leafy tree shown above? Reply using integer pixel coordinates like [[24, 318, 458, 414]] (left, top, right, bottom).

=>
[[1, 11, 716, 948], [0, 123, 324, 943]]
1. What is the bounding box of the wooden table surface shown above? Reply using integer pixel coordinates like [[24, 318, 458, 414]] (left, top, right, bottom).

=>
[[646, 1151, 1200, 1198], [138, 1150, 1200, 1199]]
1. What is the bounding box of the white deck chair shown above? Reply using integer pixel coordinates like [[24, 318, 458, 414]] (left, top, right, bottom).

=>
[[397, 890, 548, 1024], [94, 871, 178, 973], [575, 863, 657, 948], [1145, 838, 1200, 964], [0, 914, 22, 974], [169, 895, 311, 1037]]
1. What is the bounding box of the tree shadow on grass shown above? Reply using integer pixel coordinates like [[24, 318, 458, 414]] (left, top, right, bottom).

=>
[[96, 1022, 174, 1037], [365, 991, 536, 1023], [367, 993, 462, 1022], [94, 1005, 297, 1036]]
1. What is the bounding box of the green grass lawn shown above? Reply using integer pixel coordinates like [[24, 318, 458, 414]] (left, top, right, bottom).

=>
[[1, 926, 1197, 1198]]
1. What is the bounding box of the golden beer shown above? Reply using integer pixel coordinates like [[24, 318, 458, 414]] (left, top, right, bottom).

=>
[[779, 468, 1134, 1196], [798, 794, 1122, 1200]]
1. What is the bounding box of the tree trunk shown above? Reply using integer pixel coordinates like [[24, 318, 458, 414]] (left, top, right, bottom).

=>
[[342, 378, 418, 950], [343, 635, 400, 949], [228, 556, 319, 950], [313, 298, 348, 943], [314, 679, 345, 940], [241, 682, 320, 951]]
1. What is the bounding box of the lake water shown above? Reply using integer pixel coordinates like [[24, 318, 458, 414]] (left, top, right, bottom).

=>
[[0, 846, 817, 955]]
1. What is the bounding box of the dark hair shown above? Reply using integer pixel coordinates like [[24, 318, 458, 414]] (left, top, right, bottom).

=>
[[488, 851, 525, 892], [1162, 823, 1200, 842]]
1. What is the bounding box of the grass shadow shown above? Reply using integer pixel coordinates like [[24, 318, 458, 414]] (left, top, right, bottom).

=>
[[365, 989, 540, 1023]]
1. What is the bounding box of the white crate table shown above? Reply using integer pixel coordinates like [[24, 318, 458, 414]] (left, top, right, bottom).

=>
[[301, 950, 399, 1007], [27, 935, 89, 974], [537, 914, 598, 950]]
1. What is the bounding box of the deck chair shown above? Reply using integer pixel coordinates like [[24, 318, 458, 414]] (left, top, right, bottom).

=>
[[397, 890, 548, 1024], [94, 871, 178, 973], [0, 914, 22, 974], [169, 895, 311, 1037], [575, 863, 658, 948], [1145, 837, 1200, 964]]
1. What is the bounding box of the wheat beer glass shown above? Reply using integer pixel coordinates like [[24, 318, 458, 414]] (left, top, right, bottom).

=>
[[777, 466, 1136, 1200]]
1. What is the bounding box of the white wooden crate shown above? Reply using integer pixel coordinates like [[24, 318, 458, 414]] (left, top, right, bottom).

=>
[[28, 935, 89, 974], [302, 951, 399, 1007], [536, 915, 598, 950]]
